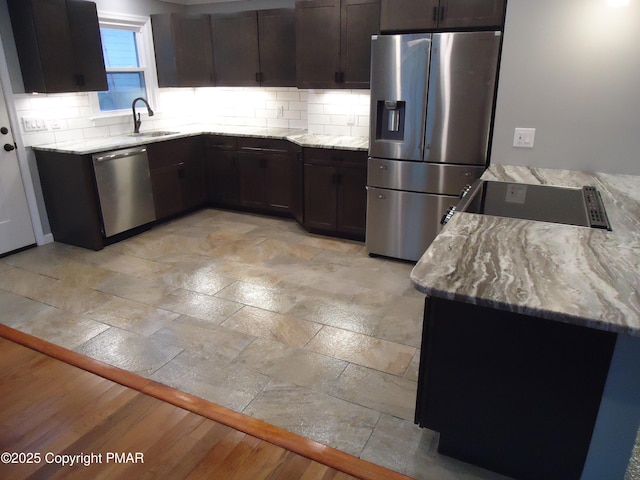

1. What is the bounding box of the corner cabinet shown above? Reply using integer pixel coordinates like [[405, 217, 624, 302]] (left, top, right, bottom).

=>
[[210, 9, 296, 87], [151, 14, 215, 88], [207, 136, 240, 208], [147, 137, 207, 220], [303, 148, 367, 239], [296, 0, 380, 89], [237, 138, 293, 214], [7, 0, 107, 93], [380, 0, 506, 32]]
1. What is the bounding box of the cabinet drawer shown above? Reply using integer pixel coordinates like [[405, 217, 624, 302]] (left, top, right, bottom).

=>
[[237, 137, 290, 154], [208, 135, 237, 151], [303, 148, 367, 167]]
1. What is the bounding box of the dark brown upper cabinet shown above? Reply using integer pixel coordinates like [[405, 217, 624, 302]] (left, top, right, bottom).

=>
[[210, 9, 296, 87], [380, 0, 506, 32], [296, 0, 380, 90], [7, 0, 107, 93], [151, 14, 215, 88]]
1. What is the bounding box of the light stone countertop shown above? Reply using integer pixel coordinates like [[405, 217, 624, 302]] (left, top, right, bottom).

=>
[[410, 164, 640, 337], [31, 125, 369, 155]]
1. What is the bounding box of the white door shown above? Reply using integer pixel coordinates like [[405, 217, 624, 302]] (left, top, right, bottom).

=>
[[0, 79, 35, 255]]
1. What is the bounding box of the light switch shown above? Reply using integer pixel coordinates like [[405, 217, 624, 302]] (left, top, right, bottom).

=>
[[513, 127, 535, 148]]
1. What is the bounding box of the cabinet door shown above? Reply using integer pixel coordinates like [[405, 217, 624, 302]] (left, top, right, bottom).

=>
[[380, 0, 439, 32], [340, 0, 379, 89], [8, 0, 76, 93], [265, 154, 292, 213], [207, 136, 239, 207], [66, 0, 107, 91], [150, 166, 183, 220], [237, 153, 267, 209], [148, 137, 205, 219], [439, 0, 506, 29], [337, 165, 367, 237], [175, 15, 215, 86], [257, 9, 296, 87], [211, 12, 260, 87], [296, 0, 341, 89], [304, 163, 338, 231], [181, 139, 207, 211], [152, 14, 214, 88], [290, 146, 304, 224]]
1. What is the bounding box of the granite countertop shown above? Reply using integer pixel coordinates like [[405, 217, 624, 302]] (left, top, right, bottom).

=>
[[31, 125, 369, 155], [410, 164, 640, 337]]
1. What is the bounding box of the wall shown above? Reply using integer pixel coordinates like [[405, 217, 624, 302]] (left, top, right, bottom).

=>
[[491, 0, 640, 175]]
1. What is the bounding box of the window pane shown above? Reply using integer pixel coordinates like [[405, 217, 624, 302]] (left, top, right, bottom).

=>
[[100, 28, 140, 68], [98, 73, 146, 111]]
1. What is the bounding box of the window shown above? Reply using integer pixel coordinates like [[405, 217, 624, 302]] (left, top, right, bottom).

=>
[[90, 14, 158, 116]]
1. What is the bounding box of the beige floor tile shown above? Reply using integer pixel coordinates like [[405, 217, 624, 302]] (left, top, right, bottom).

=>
[[149, 264, 236, 296], [0, 266, 60, 300], [213, 260, 285, 288], [154, 288, 243, 322], [150, 315, 255, 362], [4, 251, 115, 287], [299, 236, 364, 254], [0, 290, 56, 326], [305, 326, 415, 376], [244, 381, 380, 457], [329, 364, 417, 421], [93, 252, 173, 277], [361, 415, 512, 480], [75, 327, 182, 376], [222, 306, 322, 348], [151, 350, 269, 412], [404, 350, 421, 382], [39, 281, 113, 314], [232, 338, 347, 392], [83, 296, 180, 336], [94, 272, 178, 305], [10, 308, 110, 350], [215, 281, 304, 315]]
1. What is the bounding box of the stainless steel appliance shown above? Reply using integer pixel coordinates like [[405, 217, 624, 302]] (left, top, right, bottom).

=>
[[92, 146, 156, 238], [366, 31, 502, 261], [447, 180, 612, 230]]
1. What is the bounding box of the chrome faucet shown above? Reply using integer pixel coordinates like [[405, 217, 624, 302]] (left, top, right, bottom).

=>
[[131, 97, 154, 134]]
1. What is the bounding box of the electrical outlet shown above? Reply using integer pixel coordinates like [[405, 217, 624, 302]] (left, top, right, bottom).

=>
[[276, 104, 284, 118], [347, 113, 355, 126], [513, 128, 535, 148]]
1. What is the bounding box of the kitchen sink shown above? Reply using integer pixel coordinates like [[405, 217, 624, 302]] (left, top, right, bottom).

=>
[[127, 130, 179, 137]]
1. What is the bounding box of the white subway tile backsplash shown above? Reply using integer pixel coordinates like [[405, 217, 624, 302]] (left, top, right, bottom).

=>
[[15, 86, 369, 147]]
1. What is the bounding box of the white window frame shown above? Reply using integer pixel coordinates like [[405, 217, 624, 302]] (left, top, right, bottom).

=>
[[90, 12, 159, 119]]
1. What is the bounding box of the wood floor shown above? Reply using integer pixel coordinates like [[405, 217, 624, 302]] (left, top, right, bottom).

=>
[[0, 325, 412, 480]]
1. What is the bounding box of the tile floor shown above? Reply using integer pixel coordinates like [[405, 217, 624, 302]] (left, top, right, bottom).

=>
[[0, 208, 636, 479]]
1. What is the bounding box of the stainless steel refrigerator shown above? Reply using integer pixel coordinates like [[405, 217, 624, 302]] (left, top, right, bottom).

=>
[[366, 31, 501, 261]]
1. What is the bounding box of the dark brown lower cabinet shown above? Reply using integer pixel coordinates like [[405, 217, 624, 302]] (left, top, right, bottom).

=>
[[207, 136, 239, 207], [416, 296, 617, 480], [34, 149, 104, 250], [303, 148, 366, 239], [236, 138, 292, 214], [147, 136, 206, 220]]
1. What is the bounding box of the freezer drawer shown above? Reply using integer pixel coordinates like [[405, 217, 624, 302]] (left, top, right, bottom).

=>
[[366, 187, 455, 262], [368, 158, 484, 196]]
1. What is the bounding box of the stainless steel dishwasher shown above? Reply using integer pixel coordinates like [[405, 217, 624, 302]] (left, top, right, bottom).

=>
[[92, 146, 156, 238]]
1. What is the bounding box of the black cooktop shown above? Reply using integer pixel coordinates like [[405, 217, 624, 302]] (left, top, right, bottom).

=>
[[455, 180, 611, 230]]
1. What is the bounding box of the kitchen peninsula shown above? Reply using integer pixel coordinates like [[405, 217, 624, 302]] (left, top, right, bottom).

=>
[[411, 164, 640, 480]]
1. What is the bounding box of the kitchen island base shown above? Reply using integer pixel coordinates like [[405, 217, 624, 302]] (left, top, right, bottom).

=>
[[415, 296, 617, 480]]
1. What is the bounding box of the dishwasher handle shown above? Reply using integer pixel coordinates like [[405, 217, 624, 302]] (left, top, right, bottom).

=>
[[94, 147, 147, 162]]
